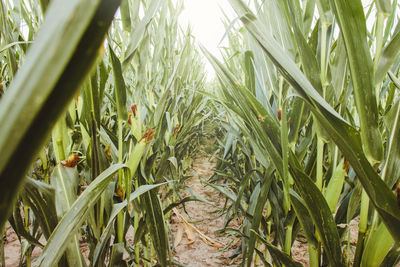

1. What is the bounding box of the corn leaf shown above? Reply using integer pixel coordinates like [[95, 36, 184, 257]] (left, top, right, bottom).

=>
[[92, 182, 169, 265], [290, 190, 318, 247], [51, 165, 84, 266], [22, 178, 58, 239], [375, 29, 400, 85], [251, 230, 303, 267], [122, 0, 162, 68], [138, 173, 169, 267], [36, 164, 124, 267], [0, 0, 121, 229], [383, 100, 400, 187], [330, 0, 383, 163], [246, 171, 273, 267], [109, 44, 128, 121], [375, 0, 393, 15]]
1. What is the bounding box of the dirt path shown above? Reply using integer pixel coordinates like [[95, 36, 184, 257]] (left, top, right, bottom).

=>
[[171, 154, 240, 266]]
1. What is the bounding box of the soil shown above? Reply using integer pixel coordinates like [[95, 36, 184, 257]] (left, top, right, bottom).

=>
[[3, 224, 23, 266], [3, 224, 44, 266], [170, 154, 241, 266]]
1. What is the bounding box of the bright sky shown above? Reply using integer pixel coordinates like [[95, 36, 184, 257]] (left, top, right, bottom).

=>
[[178, 0, 235, 81]]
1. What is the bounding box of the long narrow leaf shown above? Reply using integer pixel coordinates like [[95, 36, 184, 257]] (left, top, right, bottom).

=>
[[330, 0, 383, 162], [375, 29, 400, 85], [36, 164, 124, 267], [0, 0, 121, 228]]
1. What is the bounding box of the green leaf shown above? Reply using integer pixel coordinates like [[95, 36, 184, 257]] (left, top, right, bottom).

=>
[[347, 182, 362, 223], [379, 242, 400, 267], [329, 36, 348, 100], [324, 159, 346, 212], [39, 0, 50, 13], [122, 0, 162, 68], [330, 0, 383, 163], [51, 166, 79, 218], [0, 0, 121, 229], [288, 2, 322, 94], [92, 182, 169, 266], [234, 169, 261, 214], [120, 0, 131, 32], [375, 30, 400, 85], [22, 178, 58, 239], [10, 208, 44, 249], [109, 44, 128, 121], [383, 99, 400, 187], [246, 172, 273, 267], [244, 50, 256, 95], [36, 164, 124, 267], [375, 0, 393, 15], [389, 71, 400, 89], [290, 166, 345, 266], [251, 230, 303, 267], [303, 0, 316, 35], [153, 89, 171, 128], [139, 175, 169, 267], [362, 223, 394, 267], [51, 165, 85, 266], [290, 190, 318, 247], [109, 243, 128, 267], [288, 98, 305, 145], [316, 0, 333, 24]]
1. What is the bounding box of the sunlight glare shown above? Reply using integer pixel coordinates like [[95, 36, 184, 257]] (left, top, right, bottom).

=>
[[178, 0, 235, 81]]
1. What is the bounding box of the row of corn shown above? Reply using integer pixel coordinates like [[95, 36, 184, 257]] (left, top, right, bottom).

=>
[[206, 0, 400, 266], [0, 0, 210, 266]]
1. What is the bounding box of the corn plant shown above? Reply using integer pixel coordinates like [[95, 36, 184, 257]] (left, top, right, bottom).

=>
[[205, 0, 400, 266]]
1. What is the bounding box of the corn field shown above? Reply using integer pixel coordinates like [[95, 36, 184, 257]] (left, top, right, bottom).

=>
[[0, 0, 400, 266]]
